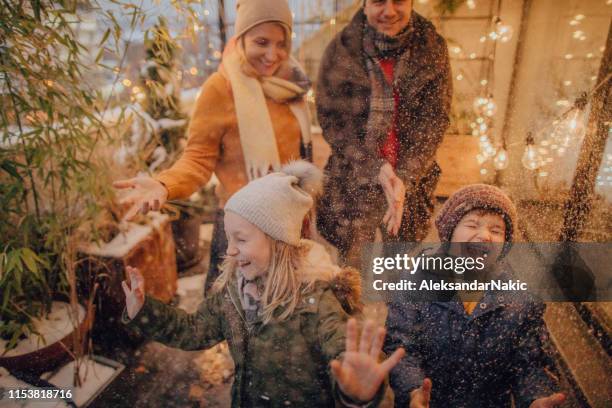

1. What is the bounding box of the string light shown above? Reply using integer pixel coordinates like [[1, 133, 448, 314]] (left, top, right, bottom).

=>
[[493, 147, 509, 170], [487, 17, 513, 43], [522, 132, 540, 170], [474, 95, 497, 117]]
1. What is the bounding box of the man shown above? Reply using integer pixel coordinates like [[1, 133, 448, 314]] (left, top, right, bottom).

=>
[[316, 0, 452, 267]]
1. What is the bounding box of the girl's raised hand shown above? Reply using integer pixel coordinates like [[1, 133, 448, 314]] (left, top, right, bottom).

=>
[[121, 266, 145, 319], [113, 176, 168, 221], [331, 318, 405, 403]]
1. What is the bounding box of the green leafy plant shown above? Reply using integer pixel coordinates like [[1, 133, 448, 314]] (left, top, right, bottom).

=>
[[0, 0, 114, 352]]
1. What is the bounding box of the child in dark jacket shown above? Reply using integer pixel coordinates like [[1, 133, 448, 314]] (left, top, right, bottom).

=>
[[383, 184, 565, 408], [122, 161, 405, 408]]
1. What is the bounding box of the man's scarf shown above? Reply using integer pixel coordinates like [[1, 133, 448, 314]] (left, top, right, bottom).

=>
[[362, 18, 413, 164]]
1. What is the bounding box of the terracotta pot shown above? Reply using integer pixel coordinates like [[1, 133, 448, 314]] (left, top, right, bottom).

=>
[[0, 302, 89, 376], [172, 212, 203, 271]]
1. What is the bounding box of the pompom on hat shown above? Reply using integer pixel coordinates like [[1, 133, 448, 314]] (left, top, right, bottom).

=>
[[224, 161, 323, 246], [435, 184, 518, 242]]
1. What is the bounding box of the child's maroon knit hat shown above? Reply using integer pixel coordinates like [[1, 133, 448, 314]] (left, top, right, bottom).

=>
[[435, 184, 518, 242]]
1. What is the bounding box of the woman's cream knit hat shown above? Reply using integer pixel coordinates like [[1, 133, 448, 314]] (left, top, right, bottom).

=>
[[234, 0, 293, 51]]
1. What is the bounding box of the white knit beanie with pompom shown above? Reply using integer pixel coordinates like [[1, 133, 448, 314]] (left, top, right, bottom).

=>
[[224, 161, 323, 246]]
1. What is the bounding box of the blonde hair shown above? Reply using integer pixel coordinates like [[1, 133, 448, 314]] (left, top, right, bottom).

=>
[[212, 238, 313, 325]]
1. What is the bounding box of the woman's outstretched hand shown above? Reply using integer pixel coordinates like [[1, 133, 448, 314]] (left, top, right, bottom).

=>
[[113, 176, 168, 221], [331, 318, 405, 403], [121, 266, 145, 320]]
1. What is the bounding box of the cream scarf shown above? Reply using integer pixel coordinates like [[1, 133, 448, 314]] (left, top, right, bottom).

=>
[[221, 41, 312, 180]]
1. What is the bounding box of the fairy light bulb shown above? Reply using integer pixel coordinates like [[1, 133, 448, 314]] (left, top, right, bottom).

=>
[[496, 23, 513, 43], [493, 148, 509, 170], [480, 137, 497, 159], [489, 17, 513, 43], [473, 96, 497, 117], [565, 108, 585, 137], [522, 132, 540, 170]]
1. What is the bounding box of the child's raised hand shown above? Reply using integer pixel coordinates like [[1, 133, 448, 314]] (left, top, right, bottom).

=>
[[331, 318, 405, 403], [121, 266, 145, 319], [409, 378, 432, 408], [529, 393, 566, 408]]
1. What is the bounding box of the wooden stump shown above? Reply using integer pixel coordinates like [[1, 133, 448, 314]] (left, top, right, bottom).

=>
[[79, 213, 178, 316]]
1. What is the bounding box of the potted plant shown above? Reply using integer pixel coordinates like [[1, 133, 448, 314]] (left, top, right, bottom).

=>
[[0, 0, 117, 375]]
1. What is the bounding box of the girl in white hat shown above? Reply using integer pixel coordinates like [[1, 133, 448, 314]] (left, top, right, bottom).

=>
[[123, 162, 405, 407]]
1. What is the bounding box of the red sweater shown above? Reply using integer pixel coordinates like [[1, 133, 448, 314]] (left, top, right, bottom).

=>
[[378, 58, 400, 169]]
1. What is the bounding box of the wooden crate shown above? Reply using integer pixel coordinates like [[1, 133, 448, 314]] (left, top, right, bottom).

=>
[[79, 213, 178, 315]]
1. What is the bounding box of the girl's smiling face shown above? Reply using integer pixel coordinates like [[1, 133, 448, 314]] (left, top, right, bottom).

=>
[[224, 211, 272, 279], [242, 22, 289, 77]]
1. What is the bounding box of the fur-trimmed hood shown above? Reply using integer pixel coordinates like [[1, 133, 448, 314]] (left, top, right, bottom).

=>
[[298, 240, 363, 314]]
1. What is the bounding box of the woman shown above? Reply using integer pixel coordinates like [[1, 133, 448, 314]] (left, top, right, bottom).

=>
[[114, 0, 312, 292]]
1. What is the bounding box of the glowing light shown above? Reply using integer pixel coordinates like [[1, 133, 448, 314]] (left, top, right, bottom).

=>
[[456, 73, 464, 81], [190, 67, 198, 75], [493, 148, 509, 170], [563, 80, 572, 86], [473, 96, 497, 117], [122, 79, 132, 87], [467, 0, 476, 10], [564, 54, 573, 60], [522, 133, 540, 171], [522, 145, 540, 170], [494, 21, 513, 43], [330, 18, 336, 25]]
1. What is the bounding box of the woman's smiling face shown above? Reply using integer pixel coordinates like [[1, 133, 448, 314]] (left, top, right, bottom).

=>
[[224, 211, 272, 280], [242, 22, 289, 77]]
